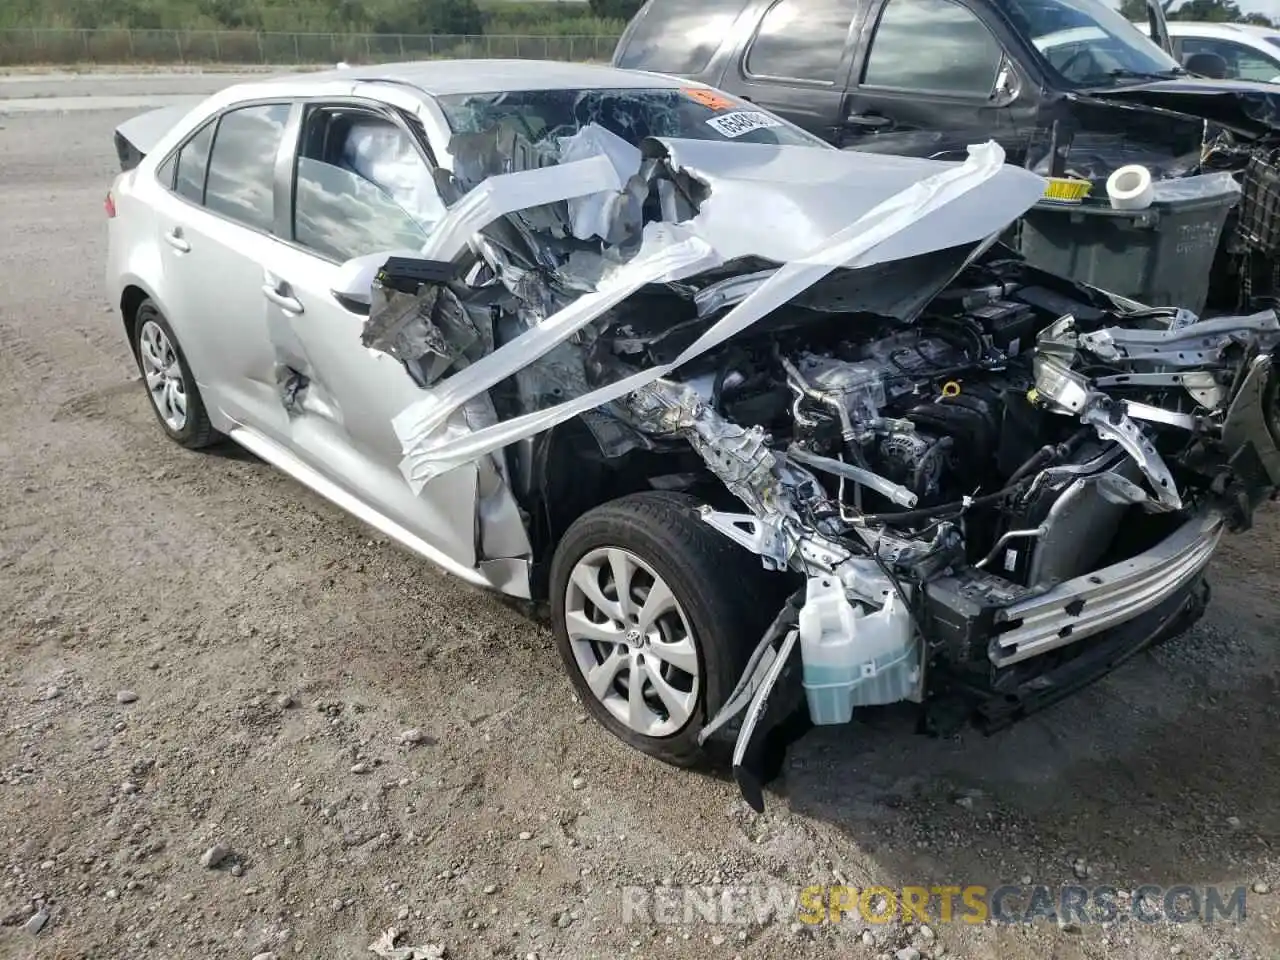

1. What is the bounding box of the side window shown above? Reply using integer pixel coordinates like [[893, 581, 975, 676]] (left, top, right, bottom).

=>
[[204, 103, 290, 232], [156, 154, 176, 190], [862, 0, 1003, 95], [173, 121, 215, 204], [746, 0, 859, 83], [615, 0, 749, 75], [293, 108, 444, 263], [1182, 37, 1280, 82]]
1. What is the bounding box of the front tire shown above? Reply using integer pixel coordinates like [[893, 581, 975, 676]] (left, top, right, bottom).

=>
[[131, 300, 217, 449], [550, 492, 778, 766]]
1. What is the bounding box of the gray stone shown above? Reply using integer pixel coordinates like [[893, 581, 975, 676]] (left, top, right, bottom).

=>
[[116, 690, 139, 704], [896, 949, 921, 960], [1253, 881, 1270, 895], [23, 909, 49, 935], [200, 843, 231, 869]]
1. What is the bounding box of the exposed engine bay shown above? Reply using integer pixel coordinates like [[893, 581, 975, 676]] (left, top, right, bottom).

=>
[[352, 120, 1280, 810], [599, 257, 1280, 806]]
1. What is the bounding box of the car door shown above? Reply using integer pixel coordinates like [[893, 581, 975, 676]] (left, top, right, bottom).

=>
[[722, 0, 863, 142], [253, 100, 511, 570], [149, 101, 296, 440], [841, 0, 1019, 148]]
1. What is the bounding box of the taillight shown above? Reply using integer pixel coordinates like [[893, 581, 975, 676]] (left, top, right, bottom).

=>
[[104, 191, 117, 218]]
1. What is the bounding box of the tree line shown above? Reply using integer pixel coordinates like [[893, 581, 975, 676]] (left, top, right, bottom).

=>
[[0, 0, 648, 34], [1121, 0, 1278, 27]]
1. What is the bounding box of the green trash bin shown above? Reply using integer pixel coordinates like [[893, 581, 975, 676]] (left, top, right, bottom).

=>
[[1016, 173, 1240, 316]]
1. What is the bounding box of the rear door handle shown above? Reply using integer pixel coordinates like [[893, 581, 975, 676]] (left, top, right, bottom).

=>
[[845, 112, 892, 130], [262, 274, 304, 315], [163, 228, 190, 253]]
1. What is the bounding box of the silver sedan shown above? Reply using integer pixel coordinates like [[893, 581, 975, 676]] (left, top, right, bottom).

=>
[[106, 59, 1280, 808]]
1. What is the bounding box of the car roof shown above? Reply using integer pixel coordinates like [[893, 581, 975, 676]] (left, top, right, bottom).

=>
[[269, 59, 693, 96], [1164, 21, 1278, 40]]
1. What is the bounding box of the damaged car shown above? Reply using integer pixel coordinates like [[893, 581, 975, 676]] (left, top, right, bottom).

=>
[[107, 61, 1280, 810]]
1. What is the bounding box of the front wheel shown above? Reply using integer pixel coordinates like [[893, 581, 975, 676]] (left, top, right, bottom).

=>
[[549, 492, 778, 766]]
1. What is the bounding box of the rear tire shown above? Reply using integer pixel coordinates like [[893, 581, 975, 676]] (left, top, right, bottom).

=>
[[131, 300, 218, 449], [550, 492, 780, 766]]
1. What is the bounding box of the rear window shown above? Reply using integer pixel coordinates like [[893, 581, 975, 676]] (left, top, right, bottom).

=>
[[437, 87, 828, 149], [613, 0, 749, 75], [747, 0, 859, 83]]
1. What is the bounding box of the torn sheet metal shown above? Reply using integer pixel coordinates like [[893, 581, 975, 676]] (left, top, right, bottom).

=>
[[418, 152, 632, 264], [395, 142, 1046, 486], [558, 124, 645, 244], [363, 274, 487, 388], [392, 222, 721, 490]]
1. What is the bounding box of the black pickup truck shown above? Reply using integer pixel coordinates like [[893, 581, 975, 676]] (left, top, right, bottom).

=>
[[612, 0, 1280, 161]]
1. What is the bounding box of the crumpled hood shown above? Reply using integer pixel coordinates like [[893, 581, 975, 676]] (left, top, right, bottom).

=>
[[644, 136, 1045, 264], [1082, 77, 1280, 138]]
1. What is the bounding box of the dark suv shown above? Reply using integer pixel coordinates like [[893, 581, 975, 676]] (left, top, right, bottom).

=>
[[612, 0, 1280, 163]]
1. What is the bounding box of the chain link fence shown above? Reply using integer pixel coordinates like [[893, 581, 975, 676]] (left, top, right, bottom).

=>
[[0, 28, 623, 66]]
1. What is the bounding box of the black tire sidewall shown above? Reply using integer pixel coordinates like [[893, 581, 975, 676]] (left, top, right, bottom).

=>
[[133, 301, 213, 448], [549, 492, 769, 766]]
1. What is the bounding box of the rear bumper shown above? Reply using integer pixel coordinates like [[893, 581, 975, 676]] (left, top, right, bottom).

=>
[[989, 510, 1223, 667]]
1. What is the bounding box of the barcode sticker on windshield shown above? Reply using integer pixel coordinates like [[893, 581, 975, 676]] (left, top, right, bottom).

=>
[[706, 111, 783, 138]]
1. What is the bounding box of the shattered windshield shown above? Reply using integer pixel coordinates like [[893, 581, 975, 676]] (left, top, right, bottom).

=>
[[436, 88, 829, 151], [1007, 0, 1184, 85]]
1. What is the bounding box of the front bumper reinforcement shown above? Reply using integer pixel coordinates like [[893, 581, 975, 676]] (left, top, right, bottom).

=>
[[990, 511, 1223, 667]]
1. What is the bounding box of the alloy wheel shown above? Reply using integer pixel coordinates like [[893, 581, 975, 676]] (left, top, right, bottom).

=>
[[138, 319, 188, 432], [563, 547, 700, 738]]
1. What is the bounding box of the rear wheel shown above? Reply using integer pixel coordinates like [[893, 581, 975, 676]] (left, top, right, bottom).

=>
[[132, 300, 217, 449], [550, 492, 779, 766]]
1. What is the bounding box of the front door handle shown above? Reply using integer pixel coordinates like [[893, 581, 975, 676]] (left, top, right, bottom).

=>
[[163, 228, 190, 253], [262, 279, 304, 315], [844, 112, 892, 130]]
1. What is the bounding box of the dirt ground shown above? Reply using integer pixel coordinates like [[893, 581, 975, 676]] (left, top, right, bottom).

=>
[[2, 97, 1280, 960]]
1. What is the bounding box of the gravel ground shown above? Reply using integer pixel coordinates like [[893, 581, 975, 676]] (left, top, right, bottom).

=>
[[1, 82, 1279, 960]]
